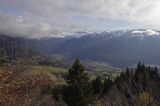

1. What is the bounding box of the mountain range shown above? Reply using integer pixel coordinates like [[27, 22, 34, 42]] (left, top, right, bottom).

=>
[[1, 29, 160, 67]]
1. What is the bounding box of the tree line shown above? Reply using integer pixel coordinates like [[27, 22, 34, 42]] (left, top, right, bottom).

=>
[[51, 59, 160, 106]]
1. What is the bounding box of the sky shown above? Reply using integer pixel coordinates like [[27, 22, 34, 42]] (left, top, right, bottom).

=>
[[0, 0, 160, 38]]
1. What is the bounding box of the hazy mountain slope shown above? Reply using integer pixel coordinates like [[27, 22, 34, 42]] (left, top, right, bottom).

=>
[[0, 35, 68, 58], [54, 29, 160, 67], [0, 35, 30, 58]]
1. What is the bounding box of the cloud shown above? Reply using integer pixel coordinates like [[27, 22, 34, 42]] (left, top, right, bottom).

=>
[[0, 0, 160, 38]]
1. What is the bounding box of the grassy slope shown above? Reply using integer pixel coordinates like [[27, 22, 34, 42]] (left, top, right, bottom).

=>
[[30, 66, 67, 74]]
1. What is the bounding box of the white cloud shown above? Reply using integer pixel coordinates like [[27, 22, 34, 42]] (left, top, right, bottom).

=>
[[0, 0, 160, 38]]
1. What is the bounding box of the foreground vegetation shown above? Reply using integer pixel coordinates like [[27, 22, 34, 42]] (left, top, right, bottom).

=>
[[0, 56, 160, 106]]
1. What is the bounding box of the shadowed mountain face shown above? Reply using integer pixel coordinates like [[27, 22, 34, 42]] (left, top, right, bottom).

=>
[[1, 29, 160, 67], [0, 35, 67, 58], [0, 35, 28, 58]]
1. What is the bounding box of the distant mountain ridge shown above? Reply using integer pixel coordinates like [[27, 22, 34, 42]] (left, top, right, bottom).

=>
[[1, 29, 160, 67], [54, 29, 160, 67]]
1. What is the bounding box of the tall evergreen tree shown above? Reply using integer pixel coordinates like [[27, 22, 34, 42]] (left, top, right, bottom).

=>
[[103, 78, 113, 95], [134, 62, 149, 91], [62, 58, 93, 106], [92, 76, 103, 95]]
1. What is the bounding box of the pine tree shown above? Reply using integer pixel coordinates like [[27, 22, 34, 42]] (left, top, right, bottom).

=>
[[134, 63, 149, 91], [62, 58, 93, 106], [92, 76, 103, 95], [149, 67, 160, 82], [103, 78, 113, 95]]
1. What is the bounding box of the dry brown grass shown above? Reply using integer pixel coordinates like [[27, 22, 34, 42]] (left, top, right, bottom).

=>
[[0, 64, 62, 106]]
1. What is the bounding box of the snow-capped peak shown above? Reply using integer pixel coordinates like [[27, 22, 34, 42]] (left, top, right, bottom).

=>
[[131, 29, 160, 36]]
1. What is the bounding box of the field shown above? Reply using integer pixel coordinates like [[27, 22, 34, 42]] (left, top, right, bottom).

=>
[[30, 66, 67, 74]]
